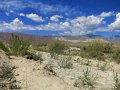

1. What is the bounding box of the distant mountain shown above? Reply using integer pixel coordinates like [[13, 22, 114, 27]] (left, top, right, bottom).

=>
[[0, 32, 119, 44], [84, 34, 102, 38], [0, 32, 53, 44], [59, 33, 102, 40]]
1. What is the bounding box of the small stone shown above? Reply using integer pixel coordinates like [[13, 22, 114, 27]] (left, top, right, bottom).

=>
[[9, 56, 16, 59]]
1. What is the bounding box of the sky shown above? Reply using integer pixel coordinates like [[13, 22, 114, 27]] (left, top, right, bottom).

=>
[[0, 0, 120, 36]]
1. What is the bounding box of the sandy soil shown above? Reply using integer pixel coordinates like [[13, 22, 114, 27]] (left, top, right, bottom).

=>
[[10, 56, 79, 90], [1, 49, 119, 90]]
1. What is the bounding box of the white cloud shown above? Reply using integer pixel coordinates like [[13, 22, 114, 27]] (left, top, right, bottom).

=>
[[11, 18, 23, 25], [65, 15, 104, 35], [108, 13, 120, 30], [99, 12, 112, 18], [50, 15, 63, 21], [19, 13, 25, 16], [60, 22, 70, 27], [1, 18, 24, 31], [0, 0, 77, 16], [0, 18, 67, 31], [0, 12, 115, 35], [0, 0, 25, 11], [26, 13, 44, 22]]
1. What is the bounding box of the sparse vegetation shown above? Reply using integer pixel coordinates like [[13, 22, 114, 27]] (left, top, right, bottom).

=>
[[49, 40, 67, 55], [1, 32, 120, 90], [113, 71, 120, 90], [112, 48, 120, 63], [24, 52, 43, 62], [58, 56, 73, 69], [8, 34, 29, 56], [74, 68, 98, 88], [97, 62, 107, 71], [0, 64, 21, 90], [44, 63, 56, 76], [32, 43, 49, 52], [0, 66, 14, 81], [80, 40, 112, 60], [0, 41, 8, 52]]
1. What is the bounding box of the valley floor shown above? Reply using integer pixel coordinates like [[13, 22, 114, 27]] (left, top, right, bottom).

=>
[[1, 50, 120, 90], [10, 56, 78, 90]]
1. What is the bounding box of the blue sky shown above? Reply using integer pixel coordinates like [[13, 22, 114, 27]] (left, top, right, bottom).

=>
[[0, 0, 120, 36]]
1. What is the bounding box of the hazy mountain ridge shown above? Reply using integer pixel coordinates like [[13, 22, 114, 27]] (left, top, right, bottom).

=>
[[0, 32, 119, 43], [0, 32, 53, 44]]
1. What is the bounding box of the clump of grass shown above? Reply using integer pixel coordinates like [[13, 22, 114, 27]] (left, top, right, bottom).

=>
[[113, 71, 120, 90], [0, 41, 8, 52], [112, 48, 120, 63], [0, 65, 21, 90], [8, 34, 29, 56], [48, 40, 67, 55], [32, 43, 49, 52], [58, 56, 73, 69], [9, 84, 21, 89], [97, 62, 107, 71], [24, 52, 43, 62], [74, 68, 98, 88], [44, 63, 56, 76], [80, 40, 112, 61], [0, 66, 14, 81]]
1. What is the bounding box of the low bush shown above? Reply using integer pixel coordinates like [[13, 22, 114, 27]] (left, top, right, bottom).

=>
[[0, 65, 21, 90], [80, 40, 112, 60], [0, 41, 8, 52], [24, 52, 43, 62], [0, 66, 14, 81], [8, 34, 29, 56], [74, 68, 98, 88], [58, 56, 73, 69], [113, 71, 120, 90], [32, 43, 49, 52], [112, 48, 120, 63], [44, 63, 56, 76], [48, 40, 67, 55]]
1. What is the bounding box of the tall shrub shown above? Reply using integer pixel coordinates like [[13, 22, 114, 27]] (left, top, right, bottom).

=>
[[9, 34, 29, 56], [0, 41, 8, 52], [49, 40, 66, 55], [80, 40, 112, 60]]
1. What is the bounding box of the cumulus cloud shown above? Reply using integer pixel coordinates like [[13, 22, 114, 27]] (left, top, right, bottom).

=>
[[19, 13, 25, 16], [26, 13, 44, 22], [19, 13, 44, 22], [0, 0, 78, 16], [108, 13, 120, 30], [99, 12, 112, 18], [1, 18, 24, 31], [60, 22, 70, 27], [0, 12, 115, 35], [62, 15, 104, 35], [50, 15, 63, 21], [0, 18, 67, 31]]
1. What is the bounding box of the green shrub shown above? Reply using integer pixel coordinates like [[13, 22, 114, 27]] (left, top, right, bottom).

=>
[[113, 72, 120, 90], [58, 56, 73, 69], [49, 40, 67, 55], [8, 34, 29, 56], [0, 65, 21, 90], [32, 43, 49, 52], [0, 66, 14, 81], [97, 62, 107, 71], [24, 52, 43, 62], [44, 63, 56, 76], [74, 68, 98, 88], [0, 41, 8, 52], [80, 40, 112, 60], [112, 48, 120, 63]]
